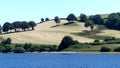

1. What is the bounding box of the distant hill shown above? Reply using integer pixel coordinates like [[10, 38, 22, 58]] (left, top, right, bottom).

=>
[[1, 14, 120, 45]]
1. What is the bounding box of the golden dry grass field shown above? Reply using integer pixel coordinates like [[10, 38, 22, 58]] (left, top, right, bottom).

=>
[[1, 20, 120, 45]]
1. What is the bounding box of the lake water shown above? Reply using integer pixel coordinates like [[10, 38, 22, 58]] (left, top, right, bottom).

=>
[[0, 53, 120, 68]]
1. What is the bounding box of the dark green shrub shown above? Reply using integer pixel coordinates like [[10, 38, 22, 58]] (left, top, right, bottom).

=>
[[104, 37, 116, 41], [48, 45, 57, 51], [114, 47, 120, 52], [23, 43, 32, 51], [38, 45, 57, 52], [0, 46, 6, 53], [58, 36, 78, 51], [66, 14, 77, 21], [29, 46, 39, 52], [13, 47, 25, 53], [4, 44, 13, 52], [94, 39, 100, 42], [100, 46, 112, 52], [1, 38, 12, 46], [39, 45, 49, 52], [5, 38, 12, 44]]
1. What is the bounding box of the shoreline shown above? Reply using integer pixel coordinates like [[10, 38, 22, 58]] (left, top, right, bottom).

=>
[[40, 51, 120, 54], [1, 51, 120, 54], [22, 51, 120, 54]]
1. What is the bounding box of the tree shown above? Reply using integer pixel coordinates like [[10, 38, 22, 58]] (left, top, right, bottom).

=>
[[23, 43, 32, 51], [114, 46, 120, 52], [45, 18, 50, 21], [28, 21, 36, 30], [66, 13, 77, 22], [54, 16, 60, 25], [12, 21, 22, 32], [1, 38, 12, 45], [100, 46, 112, 52], [9, 23, 14, 32], [41, 18, 44, 23], [3, 22, 11, 33], [105, 13, 120, 30], [21, 21, 29, 31], [80, 14, 87, 22], [58, 36, 78, 51], [89, 15, 103, 25], [5, 38, 12, 45], [29, 46, 39, 52], [85, 20, 94, 30]]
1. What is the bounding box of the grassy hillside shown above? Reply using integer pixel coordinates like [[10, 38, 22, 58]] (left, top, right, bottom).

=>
[[1, 18, 120, 45], [0, 20, 93, 45]]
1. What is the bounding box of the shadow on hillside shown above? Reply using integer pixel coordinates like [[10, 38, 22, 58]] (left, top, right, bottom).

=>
[[71, 30, 112, 40], [50, 25, 59, 28], [0, 30, 33, 35]]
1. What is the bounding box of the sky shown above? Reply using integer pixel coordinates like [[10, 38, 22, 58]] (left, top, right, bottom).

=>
[[0, 0, 120, 25]]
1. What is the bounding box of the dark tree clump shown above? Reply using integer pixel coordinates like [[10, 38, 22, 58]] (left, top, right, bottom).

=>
[[21, 21, 29, 31], [41, 18, 44, 23], [100, 46, 112, 52], [85, 20, 94, 30], [45, 18, 50, 21], [80, 14, 87, 22], [3, 22, 11, 33], [66, 13, 77, 22], [58, 36, 79, 51], [28, 21, 36, 30], [23, 43, 32, 51], [54, 16, 60, 25], [1, 38, 12, 46], [89, 15, 103, 25]]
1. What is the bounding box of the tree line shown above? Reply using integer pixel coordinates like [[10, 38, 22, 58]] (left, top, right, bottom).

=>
[[54, 12, 120, 31], [2, 21, 36, 33], [40, 18, 50, 23], [0, 38, 57, 53]]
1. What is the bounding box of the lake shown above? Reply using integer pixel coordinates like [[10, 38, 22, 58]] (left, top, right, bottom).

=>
[[0, 53, 120, 68]]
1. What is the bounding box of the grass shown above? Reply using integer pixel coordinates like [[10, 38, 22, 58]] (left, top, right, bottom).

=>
[[64, 44, 120, 52]]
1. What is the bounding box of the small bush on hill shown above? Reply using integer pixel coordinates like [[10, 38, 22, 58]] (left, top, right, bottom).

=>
[[104, 37, 116, 41], [114, 47, 120, 52], [100, 46, 112, 52], [94, 39, 100, 42]]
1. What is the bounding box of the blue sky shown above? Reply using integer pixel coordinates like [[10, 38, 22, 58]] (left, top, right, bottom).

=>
[[0, 0, 120, 25]]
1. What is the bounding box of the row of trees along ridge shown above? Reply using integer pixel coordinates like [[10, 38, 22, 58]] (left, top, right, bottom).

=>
[[2, 21, 36, 33]]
